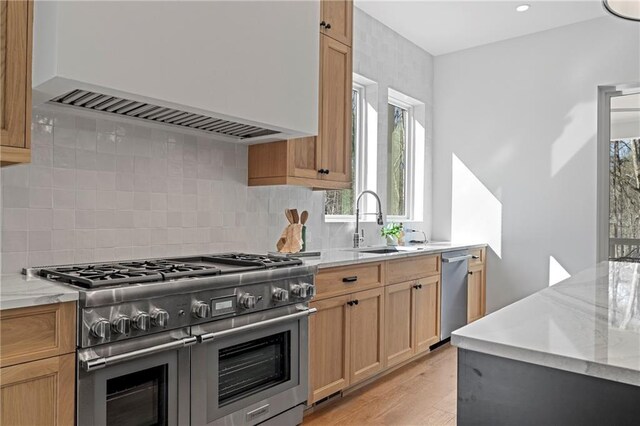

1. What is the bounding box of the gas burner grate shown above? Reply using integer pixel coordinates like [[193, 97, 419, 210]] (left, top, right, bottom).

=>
[[39, 264, 162, 288]]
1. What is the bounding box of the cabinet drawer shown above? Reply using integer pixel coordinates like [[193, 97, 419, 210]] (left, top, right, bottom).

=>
[[387, 255, 440, 284], [469, 248, 486, 267], [315, 262, 384, 300], [0, 302, 76, 367]]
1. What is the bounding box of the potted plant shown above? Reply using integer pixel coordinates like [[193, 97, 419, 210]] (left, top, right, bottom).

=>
[[380, 223, 403, 246]]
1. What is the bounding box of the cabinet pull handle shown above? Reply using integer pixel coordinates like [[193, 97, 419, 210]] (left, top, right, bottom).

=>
[[343, 276, 358, 283], [325, 23, 332, 30], [318, 169, 329, 174], [320, 21, 326, 28], [413, 284, 419, 290], [353, 299, 359, 305], [469, 271, 474, 275], [472, 255, 480, 259], [325, 169, 330, 175]]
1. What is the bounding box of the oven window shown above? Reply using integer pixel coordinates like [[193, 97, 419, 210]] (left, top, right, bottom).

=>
[[106, 365, 168, 426], [219, 331, 291, 407]]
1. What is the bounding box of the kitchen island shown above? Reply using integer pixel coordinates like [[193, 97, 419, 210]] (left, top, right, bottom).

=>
[[452, 261, 640, 425]]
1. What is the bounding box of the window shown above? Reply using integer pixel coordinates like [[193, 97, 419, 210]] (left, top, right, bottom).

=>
[[324, 88, 360, 216], [387, 102, 409, 217]]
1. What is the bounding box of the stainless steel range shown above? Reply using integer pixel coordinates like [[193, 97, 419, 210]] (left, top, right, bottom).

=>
[[28, 253, 317, 426]]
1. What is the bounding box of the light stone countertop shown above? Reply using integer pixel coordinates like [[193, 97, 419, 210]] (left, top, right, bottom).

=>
[[452, 261, 640, 386], [300, 241, 487, 269], [0, 273, 79, 311]]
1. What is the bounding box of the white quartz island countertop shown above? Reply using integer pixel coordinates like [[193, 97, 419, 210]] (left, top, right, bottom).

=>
[[301, 241, 486, 269], [0, 273, 79, 311], [452, 261, 640, 387]]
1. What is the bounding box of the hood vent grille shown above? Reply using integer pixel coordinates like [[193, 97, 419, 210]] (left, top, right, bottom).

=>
[[50, 89, 280, 140]]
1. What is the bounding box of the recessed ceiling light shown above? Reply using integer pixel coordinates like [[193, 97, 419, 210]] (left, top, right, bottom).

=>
[[516, 4, 530, 12]]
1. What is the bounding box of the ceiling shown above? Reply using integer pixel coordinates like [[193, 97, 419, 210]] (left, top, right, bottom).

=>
[[356, 1, 609, 56]]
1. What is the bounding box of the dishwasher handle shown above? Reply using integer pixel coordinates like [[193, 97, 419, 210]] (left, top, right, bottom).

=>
[[442, 254, 472, 263]]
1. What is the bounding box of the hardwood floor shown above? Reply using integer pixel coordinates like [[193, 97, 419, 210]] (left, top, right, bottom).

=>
[[303, 343, 457, 426]]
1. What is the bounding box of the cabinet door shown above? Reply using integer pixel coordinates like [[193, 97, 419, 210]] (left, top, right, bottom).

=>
[[467, 265, 485, 323], [318, 35, 352, 183], [384, 281, 414, 367], [288, 136, 321, 179], [0, 0, 32, 165], [308, 295, 350, 404], [414, 275, 441, 354], [349, 288, 384, 384], [320, 0, 353, 46], [0, 354, 75, 426]]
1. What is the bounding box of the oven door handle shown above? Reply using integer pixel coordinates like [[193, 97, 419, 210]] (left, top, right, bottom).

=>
[[80, 336, 198, 372], [197, 307, 318, 344]]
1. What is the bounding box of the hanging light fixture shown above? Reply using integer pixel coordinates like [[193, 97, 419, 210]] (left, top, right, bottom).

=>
[[603, 0, 640, 21]]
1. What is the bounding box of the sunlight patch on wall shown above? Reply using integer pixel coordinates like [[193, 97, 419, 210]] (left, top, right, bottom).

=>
[[413, 118, 425, 221], [451, 153, 502, 257], [549, 255, 571, 286], [551, 101, 596, 176]]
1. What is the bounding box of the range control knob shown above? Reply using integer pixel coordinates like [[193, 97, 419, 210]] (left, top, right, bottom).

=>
[[90, 318, 111, 339], [239, 293, 257, 309], [290, 284, 307, 298], [302, 283, 317, 298], [111, 316, 131, 335], [292, 283, 316, 299], [272, 288, 289, 303], [133, 312, 151, 331], [192, 301, 211, 319], [151, 309, 170, 328]]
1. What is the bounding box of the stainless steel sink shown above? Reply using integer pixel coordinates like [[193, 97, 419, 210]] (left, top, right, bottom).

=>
[[352, 247, 399, 254]]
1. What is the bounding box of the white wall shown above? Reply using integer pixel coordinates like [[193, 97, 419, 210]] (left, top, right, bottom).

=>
[[433, 17, 640, 312]]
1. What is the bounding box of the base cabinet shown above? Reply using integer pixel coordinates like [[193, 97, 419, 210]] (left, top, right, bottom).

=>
[[348, 288, 385, 384], [0, 302, 76, 426], [0, 354, 75, 426], [467, 263, 486, 323], [308, 295, 351, 403], [384, 275, 440, 367], [308, 249, 487, 407]]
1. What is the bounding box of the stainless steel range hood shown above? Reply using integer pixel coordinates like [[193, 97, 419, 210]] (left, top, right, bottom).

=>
[[51, 89, 279, 141]]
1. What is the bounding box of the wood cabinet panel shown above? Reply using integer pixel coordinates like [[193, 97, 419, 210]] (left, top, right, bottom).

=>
[[0, 353, 75, 426], [467, 264, 485, 323], [414, 275, 440, 354], [315, 262, 383, 300], [387, 254, 440, 284], [318, 34, 352, 183], [349, 288, 384, 384], [0, 0, 32, 166], [384, 281, 414, 367], [309, 295, 350, 403], [320, 0, 353, 46], [289, 136, 320, 179], [0, 302, 76, 367], [469, 247, 486, 267]]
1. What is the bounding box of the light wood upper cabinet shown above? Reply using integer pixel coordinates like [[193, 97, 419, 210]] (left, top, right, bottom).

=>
[[309, 295, 351, 403], [0, 0, 33, 166], [320, 0, 352, 46], [384, 281, 415, 367], [348, 288, 384, 384], [248, 2, 353, 190], [414, 274, 441, 354], [467, 263, 486, 323], [1, 354, 75, 426], [319, 35, 352, 183]]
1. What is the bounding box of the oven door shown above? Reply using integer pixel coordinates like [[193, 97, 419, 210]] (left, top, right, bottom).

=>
[[77, 328, 194, 426], [191, 305, 315, 426]]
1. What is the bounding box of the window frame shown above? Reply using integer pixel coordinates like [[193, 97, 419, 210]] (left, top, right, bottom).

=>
[[386, 96, 415, 222], [324, 81, 368, 222]]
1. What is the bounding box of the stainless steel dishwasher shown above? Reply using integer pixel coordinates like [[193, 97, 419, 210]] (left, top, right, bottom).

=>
[[441, 250, 472, 340]]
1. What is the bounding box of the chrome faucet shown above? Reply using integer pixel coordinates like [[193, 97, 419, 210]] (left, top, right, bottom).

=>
[[354, 190, 384, 248]]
